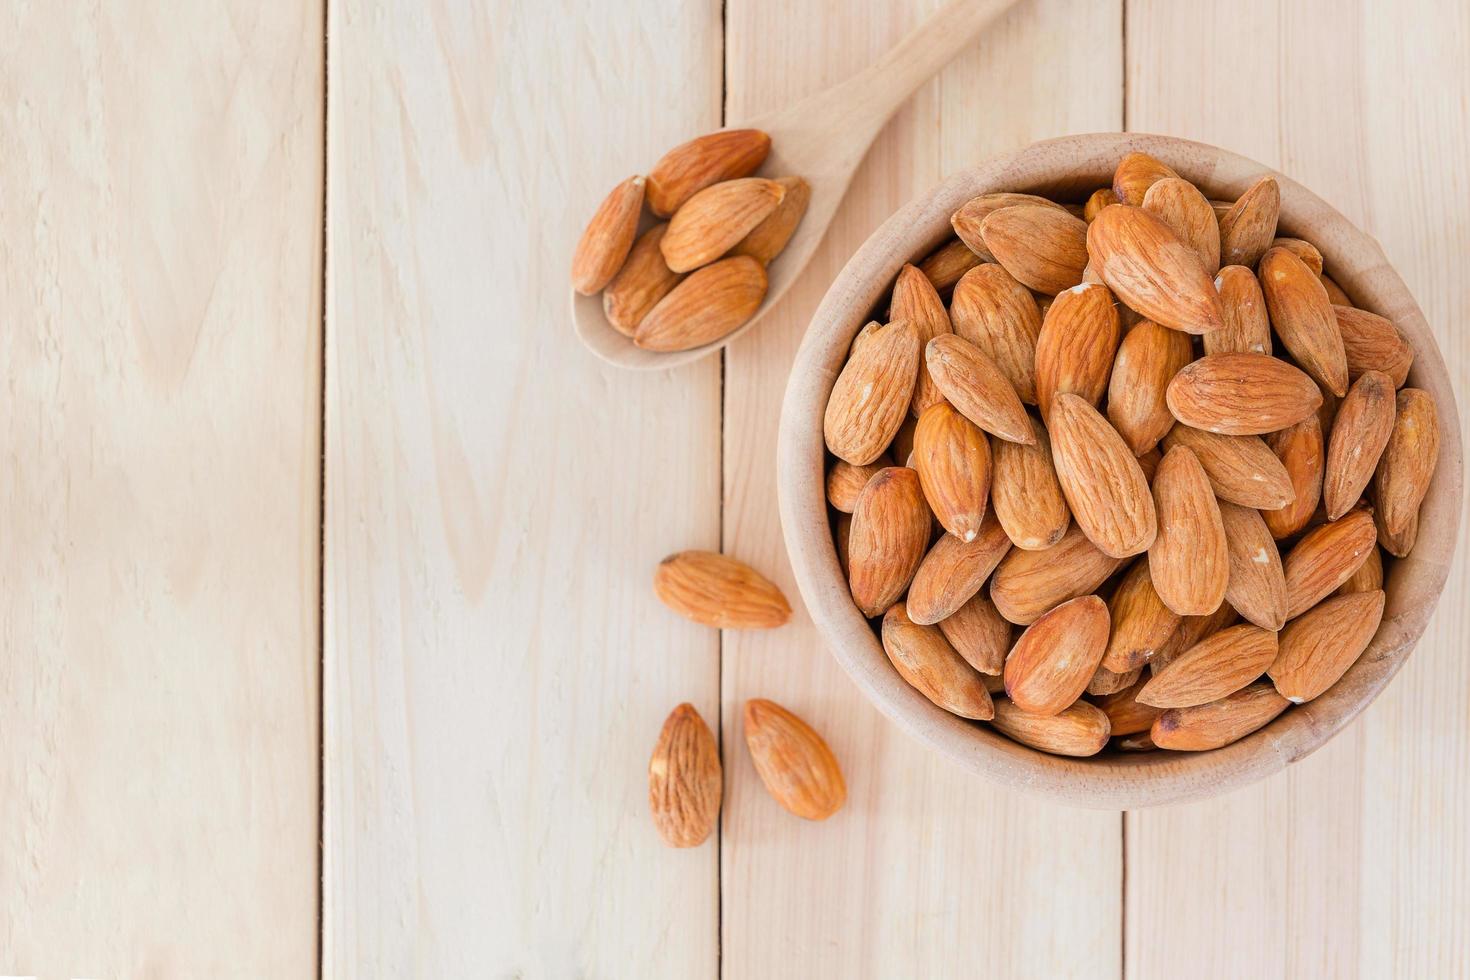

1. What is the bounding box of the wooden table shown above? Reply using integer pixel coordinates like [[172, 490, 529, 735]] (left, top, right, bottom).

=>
[[3, 0, 1467, 976]]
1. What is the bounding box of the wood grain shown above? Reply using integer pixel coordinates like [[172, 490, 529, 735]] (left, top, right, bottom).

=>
[[721, 1, 1124, 976], [0, 1, 323, 975], [1126, 1, 1470, 976], [322, 0, 724, 975]]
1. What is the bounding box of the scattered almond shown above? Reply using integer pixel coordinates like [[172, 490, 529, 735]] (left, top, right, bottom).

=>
[[743, 699, 846, 820], [918, 238, 983, 295], [1102, 560, 1182, 672], [654, 551, 791, 629], [649, 704, 722, 847], [1112, 151, 1180, 206], [951, 192, 1069, 260], [1096, 677, 1165, 736], [826, 456, 890, 513]]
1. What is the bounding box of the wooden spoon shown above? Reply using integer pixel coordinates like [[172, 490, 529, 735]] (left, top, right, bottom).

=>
[[573, 0, 1019, 370]]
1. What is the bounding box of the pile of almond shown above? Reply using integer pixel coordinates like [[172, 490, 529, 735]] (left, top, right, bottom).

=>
[[571, 129, 809, 352], [824, 152, 1440, 757]]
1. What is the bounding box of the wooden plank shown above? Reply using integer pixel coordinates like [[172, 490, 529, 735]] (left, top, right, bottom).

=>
[[1125, 1, 1470, 975], [321, 1, 724, 974], [720, 2, 1124, 976], [0, 2, 323, 976]]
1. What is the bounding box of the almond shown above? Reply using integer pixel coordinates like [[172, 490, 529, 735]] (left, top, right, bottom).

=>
[[1165, 352, 1322, 435], [1263, 417, 1325, 539], [646, 129, 771, 217], [883, 602, 996, 719], [891, 265, 954, 416], [1085, 187, 1120, 221], [1142, 177, 1221, 273], [1003, 594, 1110, 715], [1035, 282, 1121, 423], [1137, 624, 1277, 708], [1271, 237, 1324, 274], [990, 524, 1123, 625], [848, 467, 931, 617], [571, 175, 646, 294], [604, 223, 684, 334], [1048, 393, 1158, 558], [918, 238, 983, 295], [1151, 681, 1289, 751], [1378, 503, 1419, 558], [1217, 175, 1280, 268], [833, 513, 852, 577], [938, 593, 1012, 675], [1259, 246, 1349, 396], [1108, 319, 1195, 455], [925, 334, 1033, 444], [1282, 509, 1377, 618], [1218, 501, 1288, 631], [1319, 272, 1353, 307], [649, 703, 722, 847], [1087, 663, 1145, 696], [1136, 446, 1162, 482], [990, 698, 1110, 757], [980, 205, 1090, 295], [1323, 370, 1396, 519], [1269, 590, 1385, 703], [1337, 544, 1384, 595], [733, 175, 810, 264], [635, 255, 768, 351], [1162, 424, 1294, 509], [951, 192, 1069, 260], [990, 415, 1071, 551], [913, 402, 992, 542], [1096, 676, 1166, 735], [1087, 205, 1225, 334], [743, 699, 846, 820], [906, 510, 1011, 625], [1151, 602, 1239, 672], [824, 320, 922, 465], [1374, 388, 1440, 536], [1334, 306, 1413, 388], [1101, 559, 1182, 672], [661, 177, 786, 273], [949, 264, 1042, 403], [1205, 265, 1272, 356], [1112, 151, 1180, 206], [654, 550, 792, 629], [1149, 446, 1229, 616], [889, 413, 919, 468], [826, 456, 890, 513]]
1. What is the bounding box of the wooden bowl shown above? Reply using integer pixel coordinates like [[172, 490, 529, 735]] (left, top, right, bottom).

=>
[[776, 133, 1463, 809]]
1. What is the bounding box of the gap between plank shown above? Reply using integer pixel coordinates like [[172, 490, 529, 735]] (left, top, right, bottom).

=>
[[717, 1, 728, 975], [316, 0, 331, 975]]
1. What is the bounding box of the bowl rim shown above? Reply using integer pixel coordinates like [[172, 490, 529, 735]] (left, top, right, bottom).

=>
[[776, 132, 1464, 809]]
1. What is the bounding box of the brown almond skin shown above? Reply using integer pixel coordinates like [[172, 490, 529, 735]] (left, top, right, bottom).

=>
[[938, 593, 1012, 675], [951, 192, 1068, 260], [826, 456, 890, 513], [913, 402, 992, 542], [1087, 204, 1225, 334], [743, 699, 845, 820], [1096, 676, 1166, 735], [1338, 545, 1384, 595], [824, 320, 921, 465], [649, 704, 722, 848], [646, 129, 771, 217], [1166, 353, 1322, 435], [1048, 393, 1158, 559], [1319, 273, 1354, 306], [906, 511, 1011, 625], [883, 602, 996, 719], [1378, 503, 1419, 558], [1152, 602, 1239, 673], [1149, 446, 1229, 616], [991, 415, 1070, 551], [1138, 624, 1277, 708], [1271, 237, 1324, 274], [1205, 265, 1272, 356], [1142, 177, 1221, 273], [991, 698, 1110, 757], [1151, 681, 1289, 751], [925, 334, 1033, 444], [1264, 417, 1325, 539], [1375, 388, 1440, 536], [833, 513, 852, 577], [848, 467, 931, 617], [891, 264, 954, 417], [1136, 446, 1162, 482], [1085, 187, 1120, 221], [571, 175, 646, 294], [990, 524, 1123, 625], [1087, 662, 1144, 696], [1108, 319, 1195, 455], [1282, 509, 1377, 618], [660, 177, 786, 273], [918, 238, 983, 295], [733, 175, 810, 265], [1269, 590, 1386, 703], [654, 551, 792, 629], [1112, 151, 1180, 206], [1034, 282, 1121, 423], [604, 223, 684, 334], [1324, 370, 1396, 519], [980, 205, 1090, 295], [1335, 306, 1413, 388], [1259, 246, 1349, 396], [1003, 594, 1110, 716], [1218, 175, 1280, 268], [1162, 424, 1294, 510], [635, 255, 768, 352], [889, 414, 919, 468], [1218, 502, 1288, 631], [1103, 560, 1182, 672], [949, 264, 1043, 403]]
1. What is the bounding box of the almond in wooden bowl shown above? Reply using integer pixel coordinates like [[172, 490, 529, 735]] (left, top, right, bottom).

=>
[[776, 134, 1462, 809]]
